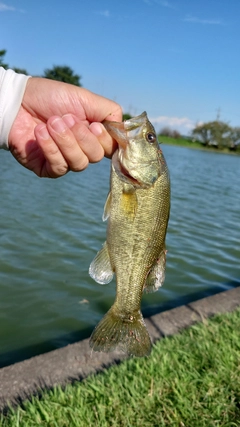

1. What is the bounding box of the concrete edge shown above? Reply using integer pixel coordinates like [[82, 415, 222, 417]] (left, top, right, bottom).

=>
[[0, 286, 240, 411]]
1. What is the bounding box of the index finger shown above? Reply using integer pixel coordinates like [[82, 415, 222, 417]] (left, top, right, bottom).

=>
[[76, 88, 123, 123]]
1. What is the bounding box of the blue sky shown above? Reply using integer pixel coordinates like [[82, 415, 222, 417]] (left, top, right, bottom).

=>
[[1, 0, 240, 135]]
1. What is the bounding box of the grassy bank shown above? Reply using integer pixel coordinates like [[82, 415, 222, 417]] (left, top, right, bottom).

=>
[[159, 135, 240, 155], [158, 134, 202, 149], [1, 307, 240, 426]]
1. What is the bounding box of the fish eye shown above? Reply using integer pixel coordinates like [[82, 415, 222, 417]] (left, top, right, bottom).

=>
[[146, 132, 156, 143]]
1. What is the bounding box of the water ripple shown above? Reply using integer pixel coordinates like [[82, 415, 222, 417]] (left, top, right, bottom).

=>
[[0, 147, 240, 365]]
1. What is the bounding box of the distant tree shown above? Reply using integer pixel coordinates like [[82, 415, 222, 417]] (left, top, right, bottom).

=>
[[159, 127, 180, 138], [159, 127, 168, 136], [43, 65, 82, 86], [192, 121, 232, 149], [192, 123, 210, 145], [159, 127, 172, 137], [230, 127, 240, 150], [172, 130, 181, 139], [123, 113, 132, 121], [0, 49, 8, 69], [0, 49, 29, 74], [12, 67, 28, 75]]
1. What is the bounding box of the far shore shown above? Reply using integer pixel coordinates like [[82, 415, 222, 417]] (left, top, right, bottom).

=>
[[159, 135, 240, 156]]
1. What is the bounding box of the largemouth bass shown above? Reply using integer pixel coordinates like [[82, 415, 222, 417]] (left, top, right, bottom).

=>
[[89, 111, 170, 357]]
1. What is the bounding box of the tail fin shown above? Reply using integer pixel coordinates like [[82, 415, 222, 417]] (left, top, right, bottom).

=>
[[89, 306, 152, 357]]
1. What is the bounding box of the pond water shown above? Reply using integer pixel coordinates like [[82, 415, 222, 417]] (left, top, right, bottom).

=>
[[0, 145, 239, 367]]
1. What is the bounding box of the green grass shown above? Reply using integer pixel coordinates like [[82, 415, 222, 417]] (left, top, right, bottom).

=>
[[158, 135, 203, 149], [1, 308, 240, 427], [159, 135, 240, 154]]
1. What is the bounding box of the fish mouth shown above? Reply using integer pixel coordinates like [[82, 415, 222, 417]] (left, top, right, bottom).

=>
[[114, 152, 156, 188], [120, 162, 159, 188], [120, 163, 141, 186], [118, 149, 141, 185], [112, 151, 142, 187], [102, 121, 128, 149], [118, 149, 159, 187]]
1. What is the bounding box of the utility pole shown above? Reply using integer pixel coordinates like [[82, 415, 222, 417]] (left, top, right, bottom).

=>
[[216, 107, 221, 122]]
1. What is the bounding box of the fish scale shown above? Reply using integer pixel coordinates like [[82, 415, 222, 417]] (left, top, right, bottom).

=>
[[111, 168, 169, 310]]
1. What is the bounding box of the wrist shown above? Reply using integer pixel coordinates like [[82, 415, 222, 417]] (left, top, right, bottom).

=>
[[0, 67, 31, 150]]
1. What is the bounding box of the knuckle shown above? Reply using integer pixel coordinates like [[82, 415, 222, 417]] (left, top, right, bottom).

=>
[[52, 166, 68, 178], [74, 123, 89, 142], [89, 149, 104, 163], [71, 157, 89, 172], [45, 144, 60, 157], [59, 134, 76, 149]]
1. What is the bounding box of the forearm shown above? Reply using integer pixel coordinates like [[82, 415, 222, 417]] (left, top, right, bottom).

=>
[[0, 67, 30, 150]]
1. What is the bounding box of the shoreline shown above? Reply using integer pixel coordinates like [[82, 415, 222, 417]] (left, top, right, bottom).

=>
[[0, 286, 240, 411], [160, 139, 240, 156]]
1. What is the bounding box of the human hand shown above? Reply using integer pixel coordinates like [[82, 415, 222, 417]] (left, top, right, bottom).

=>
[[8, 77, 122, 178]]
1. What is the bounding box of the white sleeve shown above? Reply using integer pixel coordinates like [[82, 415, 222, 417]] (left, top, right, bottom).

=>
[[0, 67, 31, 150]]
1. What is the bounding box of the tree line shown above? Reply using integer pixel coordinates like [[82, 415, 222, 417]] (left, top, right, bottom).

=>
[[159, 119, 240, 152], [0, 49, 82, 86], [191, 121, 240, 151]]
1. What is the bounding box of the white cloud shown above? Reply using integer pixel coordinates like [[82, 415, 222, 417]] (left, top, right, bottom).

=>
[[184, 15, 223, 25], [158, 0, 175, 9], [143, 0, 176, 9], [150, 115, 197, 135], [0, 2, 15, 11], [0, 2, 25, 12], [95, 10, 110, 18]]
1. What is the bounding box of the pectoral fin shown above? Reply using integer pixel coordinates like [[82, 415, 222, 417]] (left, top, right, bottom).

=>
[[144, 247, 167, 293], [102, 192, 111, 221], [89, 241, 114, 284], [120, 185, 138, 220]]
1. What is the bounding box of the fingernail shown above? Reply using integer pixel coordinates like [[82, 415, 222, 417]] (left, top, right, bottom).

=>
[[37, 124, 49, 140], [50, 117, 67, 133], [90, 122, 104, 136], [62, 114, 76, 128]]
